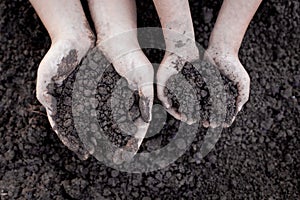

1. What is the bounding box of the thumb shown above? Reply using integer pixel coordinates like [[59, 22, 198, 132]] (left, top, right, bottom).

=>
[[138, 83, 154, 123]]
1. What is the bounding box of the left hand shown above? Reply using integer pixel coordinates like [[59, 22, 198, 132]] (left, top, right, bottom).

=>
[[156, 44, 199, 125]]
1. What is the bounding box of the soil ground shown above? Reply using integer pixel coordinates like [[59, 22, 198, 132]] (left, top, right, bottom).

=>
[[0, 0, 299, 199]]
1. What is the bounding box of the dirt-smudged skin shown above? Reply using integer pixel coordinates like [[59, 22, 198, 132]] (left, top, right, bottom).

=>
[[53, 48, 144, 160], [164, 60, 238, 125], [1, 0, 299, 199], [139, 94, 151, 122], [52, 49, 78, 82], [170, 56, 186, 72], [42, 48, 90, 160], [51, 47, 237, 162]]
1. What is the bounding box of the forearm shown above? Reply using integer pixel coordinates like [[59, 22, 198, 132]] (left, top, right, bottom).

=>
[[153, 0, 198, 60], [208, 0, 262, 55], [29, 0, 93, 44]]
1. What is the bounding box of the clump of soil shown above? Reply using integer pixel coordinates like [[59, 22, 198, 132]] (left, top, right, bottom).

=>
[[50, 67, 90, 159], [53, 48, 141, 154], [164, 60, 238, 125]]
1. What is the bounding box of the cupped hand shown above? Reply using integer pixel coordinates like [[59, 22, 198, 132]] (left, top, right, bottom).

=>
[[99, 46, 154, 163], [204, 48, 250, 127], [156, 45, 199, 125], [36, 39, 92, 159]]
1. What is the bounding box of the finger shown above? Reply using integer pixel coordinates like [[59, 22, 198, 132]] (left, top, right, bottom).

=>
[[223, 115, 236, 128], [122, 63, 154, 123], [157, 84, 172, 109], [236, 75, 250, 112], [165, 107, 187, 122], [202, 120, 222, 128], [37, 77, 91, 160], [186, 118, 197, 125], [156, 67, 178, 109], [203, 120, 210, 128], [139, 84, 154, 123], [113, 118, 149, 164], [36, 87, 58, 116], [157, 72, 193, 124], [210, 121, 221, 129]]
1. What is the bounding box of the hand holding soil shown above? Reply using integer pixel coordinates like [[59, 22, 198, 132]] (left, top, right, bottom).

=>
[[96, 46, 154, 163], [35, 40, 93, 160], [204, 49, 250, 127], [30, 0, 262, 159]]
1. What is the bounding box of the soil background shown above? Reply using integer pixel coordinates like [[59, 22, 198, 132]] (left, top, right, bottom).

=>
[[0, 0, 299, 199]]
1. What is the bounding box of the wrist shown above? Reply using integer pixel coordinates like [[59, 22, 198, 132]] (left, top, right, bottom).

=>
[[207, 35, 240, 57], [206, 45, 239, 60]]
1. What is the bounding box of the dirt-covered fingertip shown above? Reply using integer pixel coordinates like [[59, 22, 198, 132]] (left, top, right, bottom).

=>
[[165, 107, 182, 121], [237, 105, 243, 113], [75, 150, 90, 161], [186, 118, 197, 125], [203, 121, 210, 128], [223, 115, 236, 128], [180, 113, 188, 123], [139, 95, 152, 123], [209, 121, 220, 128], [222, 123, 230, 128]]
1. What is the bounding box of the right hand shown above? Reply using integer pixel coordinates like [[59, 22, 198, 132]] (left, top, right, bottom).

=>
[[99, 47, 154, 163], [204, 48, 250, 127]]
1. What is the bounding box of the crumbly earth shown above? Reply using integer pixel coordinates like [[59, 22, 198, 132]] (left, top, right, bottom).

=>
[[165, 60, 237, 124], [52, 47, 237, 157], [53, 48, 139, 151], [0, 0, 299, 199]]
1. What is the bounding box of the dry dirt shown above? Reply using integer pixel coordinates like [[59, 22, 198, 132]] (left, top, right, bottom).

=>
[[0, 0, 299, 199]]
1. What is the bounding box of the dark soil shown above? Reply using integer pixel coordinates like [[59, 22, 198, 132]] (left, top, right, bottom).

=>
[[54, 48, 137, 152], [165, 60, 237, 124], [1, 0, 299, 199], [53, 47, 237, 157]]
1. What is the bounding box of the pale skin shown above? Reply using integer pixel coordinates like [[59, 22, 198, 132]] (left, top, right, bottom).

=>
[[30, 0, 262, 160], [204, 0, 262, 127], [154, 0, 262, 127]]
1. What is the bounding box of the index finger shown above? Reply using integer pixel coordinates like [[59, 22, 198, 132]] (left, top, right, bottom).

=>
[[236, 75, 250, 113]]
